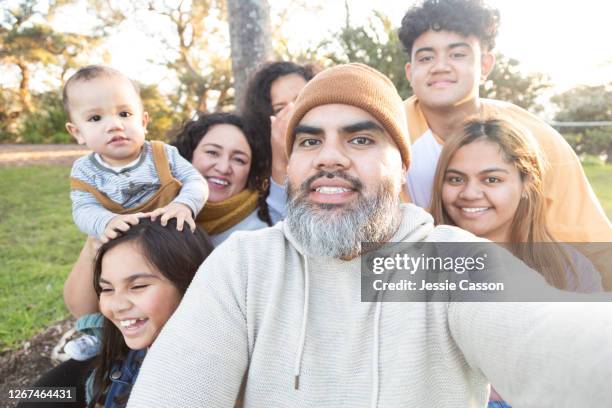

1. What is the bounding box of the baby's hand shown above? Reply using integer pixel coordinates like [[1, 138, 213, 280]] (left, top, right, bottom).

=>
[[102, 213, 145, 243], [147, 203, 195, 232]]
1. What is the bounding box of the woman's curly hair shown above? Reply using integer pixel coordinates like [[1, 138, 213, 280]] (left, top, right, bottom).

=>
[[398, 0, 500, 58]]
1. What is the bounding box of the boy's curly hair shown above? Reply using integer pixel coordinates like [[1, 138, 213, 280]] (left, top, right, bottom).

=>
[[398, 0, 500, 59]]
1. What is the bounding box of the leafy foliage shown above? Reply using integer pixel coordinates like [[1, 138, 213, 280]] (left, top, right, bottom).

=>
[[21, 91, 70, 144], [552, 83, 612, 162], [319, 10, 413, 99], [0, 0, 602, 150], [146, 0, 233, 115], [140, 84, 179, 142], [552, 83, 612, 122], [480, 53, 551, 113], [1, 0, 237, 144], [1, 0, 101, 142]]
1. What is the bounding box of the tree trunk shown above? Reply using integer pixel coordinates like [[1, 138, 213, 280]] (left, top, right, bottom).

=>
[[215, 87, 230, 111], [196, 88, 209, 115], [17, 61, 33, 113], [226, 0, 272, 112]]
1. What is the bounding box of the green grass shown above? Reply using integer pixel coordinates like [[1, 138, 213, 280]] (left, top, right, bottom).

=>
[[0, 161, 611, 351], [0, 165, 83, 351], [583, 161, 612, 219]]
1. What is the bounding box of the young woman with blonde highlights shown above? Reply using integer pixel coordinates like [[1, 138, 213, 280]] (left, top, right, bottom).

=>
[[430, 117, 602, 408], [430, 118, 601, 291]]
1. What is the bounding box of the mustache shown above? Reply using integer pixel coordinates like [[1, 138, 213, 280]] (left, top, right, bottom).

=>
[[300, 170, 364, 193]]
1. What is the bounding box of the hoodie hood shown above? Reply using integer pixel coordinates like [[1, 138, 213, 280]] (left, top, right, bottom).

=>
[[280, 203, 435, 406]]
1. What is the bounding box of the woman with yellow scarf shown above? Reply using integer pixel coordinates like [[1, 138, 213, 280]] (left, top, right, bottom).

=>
[[172, 112, 272, 245]]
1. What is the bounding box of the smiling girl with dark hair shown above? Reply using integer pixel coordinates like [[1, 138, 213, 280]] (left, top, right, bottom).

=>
[[88, 218, 213, 407]]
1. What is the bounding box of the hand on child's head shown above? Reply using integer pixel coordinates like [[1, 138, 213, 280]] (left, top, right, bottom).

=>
[[144, 203, 196, 232], [88, 236, 103, 251], [101, 213, 147, 243]]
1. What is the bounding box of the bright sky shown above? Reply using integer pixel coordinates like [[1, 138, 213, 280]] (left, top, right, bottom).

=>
[[3, 0, 612, 96]]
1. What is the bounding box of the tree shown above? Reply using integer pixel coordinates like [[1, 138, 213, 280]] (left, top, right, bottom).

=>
[[0, 89, 21, 142], [116, 0, 235, 116], [480, 53, 551, 113], [321, 5, 412, 99], [140, 84, 179, 142], [551, 83, 612, 162], [226, 0, 272, 110], [0, 0, 100, 142], [21, 90, 69, 143], [552, 83, 612, 123], [0, 0, 92, 112]]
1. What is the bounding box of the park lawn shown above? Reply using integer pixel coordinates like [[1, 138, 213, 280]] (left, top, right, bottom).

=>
[[0, 162, 611, 351], [0, 165, 83, 351], [583, 161, 612, 219]]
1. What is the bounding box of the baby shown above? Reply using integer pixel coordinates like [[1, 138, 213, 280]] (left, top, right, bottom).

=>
[[63, 65, 208, 242]]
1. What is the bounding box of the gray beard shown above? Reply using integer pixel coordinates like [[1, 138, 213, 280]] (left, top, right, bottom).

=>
[[285, 174, 402, 259]]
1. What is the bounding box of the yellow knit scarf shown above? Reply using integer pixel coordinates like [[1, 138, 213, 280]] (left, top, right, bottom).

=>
[[196, 188, 259, 235]]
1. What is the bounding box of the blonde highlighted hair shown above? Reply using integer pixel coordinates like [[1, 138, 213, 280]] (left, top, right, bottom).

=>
[[430, 117, 575, 289]]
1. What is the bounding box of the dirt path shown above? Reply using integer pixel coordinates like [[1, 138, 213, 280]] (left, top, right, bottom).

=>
[[0, 144, 90, 167]]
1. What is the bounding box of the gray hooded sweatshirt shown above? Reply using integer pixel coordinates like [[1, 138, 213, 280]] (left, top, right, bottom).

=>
[[128, 204, 612, 407]]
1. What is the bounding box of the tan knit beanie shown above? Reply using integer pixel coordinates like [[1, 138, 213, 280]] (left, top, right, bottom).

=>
[[285, 63, 410, 167]]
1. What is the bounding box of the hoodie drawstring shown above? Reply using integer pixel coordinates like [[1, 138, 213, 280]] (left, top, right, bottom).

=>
[[371, 288, 383, 408], [293, 255, 310, 390], [370, 264, 393, 407], [292, 252, 384, 408]]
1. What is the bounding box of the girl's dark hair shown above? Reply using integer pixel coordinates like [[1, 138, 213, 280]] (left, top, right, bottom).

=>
[[89, 218, 214, 407], [172, 112, 273, 225], [241, 61, 318, 218], [398, 0, 500, 58]]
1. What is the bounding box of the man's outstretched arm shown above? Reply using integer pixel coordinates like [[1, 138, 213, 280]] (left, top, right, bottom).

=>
[[450, 298, 612, 407]]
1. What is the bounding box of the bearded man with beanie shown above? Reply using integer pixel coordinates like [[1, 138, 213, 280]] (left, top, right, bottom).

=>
[[127, 64, 612, 407]]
